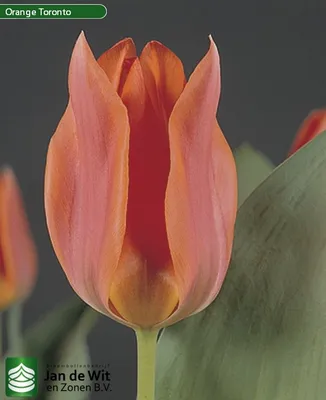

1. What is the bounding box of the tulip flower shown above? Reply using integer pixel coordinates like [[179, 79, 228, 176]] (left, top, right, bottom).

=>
[[44, 32, 237, 332], [0, 167, 37, 310], [288, 109, 326, 156]]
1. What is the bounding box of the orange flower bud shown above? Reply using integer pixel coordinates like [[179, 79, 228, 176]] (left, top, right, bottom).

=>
[[0, 168, 37, 310], [288, 110, 326, 156], [44, 33, 237, 329]]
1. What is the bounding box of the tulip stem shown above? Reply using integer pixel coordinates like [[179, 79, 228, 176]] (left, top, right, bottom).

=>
[[0, 312, 3, 390], [135, 329, 159, 400], [7, 302, 23, 356], [0, 312, 3, 359]]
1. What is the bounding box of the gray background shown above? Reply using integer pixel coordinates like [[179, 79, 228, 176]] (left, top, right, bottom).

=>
[[1, 0, 326, 398]]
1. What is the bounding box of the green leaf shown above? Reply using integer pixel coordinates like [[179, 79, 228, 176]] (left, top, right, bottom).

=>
[[156, 131, 326, 400], [234, 143, 274, 207], [6, 302, 24, 357], [4, 295, 97, 400]]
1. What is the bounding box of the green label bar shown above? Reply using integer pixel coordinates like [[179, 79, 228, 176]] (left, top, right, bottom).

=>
[[0, 4, 107, 19]]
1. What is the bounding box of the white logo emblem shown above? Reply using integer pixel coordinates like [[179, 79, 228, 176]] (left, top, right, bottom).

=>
[[8, 363, 36, 393]]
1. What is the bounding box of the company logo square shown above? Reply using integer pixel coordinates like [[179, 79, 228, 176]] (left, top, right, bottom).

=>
[[5, 358, 38, 397]]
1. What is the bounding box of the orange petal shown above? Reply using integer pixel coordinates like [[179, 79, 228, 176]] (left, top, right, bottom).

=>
[[44, 33, 130, 323], [109, 237, 179, 328], [162, 37, 237, 328], [139, 41, 186, 121], [119, 57, 147, 123], [288, 110, 326, 156], [97, 38, 136, 91], [0, 168, 37, 309], [109, 55, 179, 328]]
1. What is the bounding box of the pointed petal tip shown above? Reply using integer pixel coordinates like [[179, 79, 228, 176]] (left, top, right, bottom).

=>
[[108, 36, 136, 50], [69, 30, 99, 93], [0, 166, 18, 190], [0, 165, 14, 176], [142, 39, 172, 54], [117, 37, 137, 52], [207, 34, 220, 63], [147, 39, 163, 45], [122, 37, 135, 45], [73, 30, 90, 57]]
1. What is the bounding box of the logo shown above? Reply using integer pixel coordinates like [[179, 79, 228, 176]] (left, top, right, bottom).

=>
[[5, 358, 38, 397]]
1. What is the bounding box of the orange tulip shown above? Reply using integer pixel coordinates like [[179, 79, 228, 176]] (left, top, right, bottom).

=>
[[288, 110, 326, 156], [44, 32, 237, 329], [0, 167, 37, 310]]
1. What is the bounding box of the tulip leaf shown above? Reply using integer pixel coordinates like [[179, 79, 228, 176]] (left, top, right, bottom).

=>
[[4, 295, 97, 400], [40, 327, 92, 400], [5, 303, 24, 357], [156, 131, 326, 400], [234, 143, 274, 207]]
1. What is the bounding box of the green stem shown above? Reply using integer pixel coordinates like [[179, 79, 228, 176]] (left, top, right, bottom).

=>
[[0, 312, 3, 395], [135, 329, 159, 400], [0, 311, 3, 359], [7, 302, 23, 356]]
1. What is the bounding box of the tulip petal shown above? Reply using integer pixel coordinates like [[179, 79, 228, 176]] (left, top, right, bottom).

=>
[[44, 33, 130, 321], [109, 55, 179, 327], [0, 168, 37, 308], [288, 110, 326, 156], [119, 57, 147, 123], [110, 237, 179, 328], [0, 236, 5, 279], [140, 41, 186, 121], [97, 38, 136, 91], [0, 171, 16, 308], [163, 37, 237, 327]]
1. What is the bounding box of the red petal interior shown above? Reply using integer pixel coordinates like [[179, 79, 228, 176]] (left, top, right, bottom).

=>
[[0, 245, 5, 278], [124, 64, 171, 271]]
